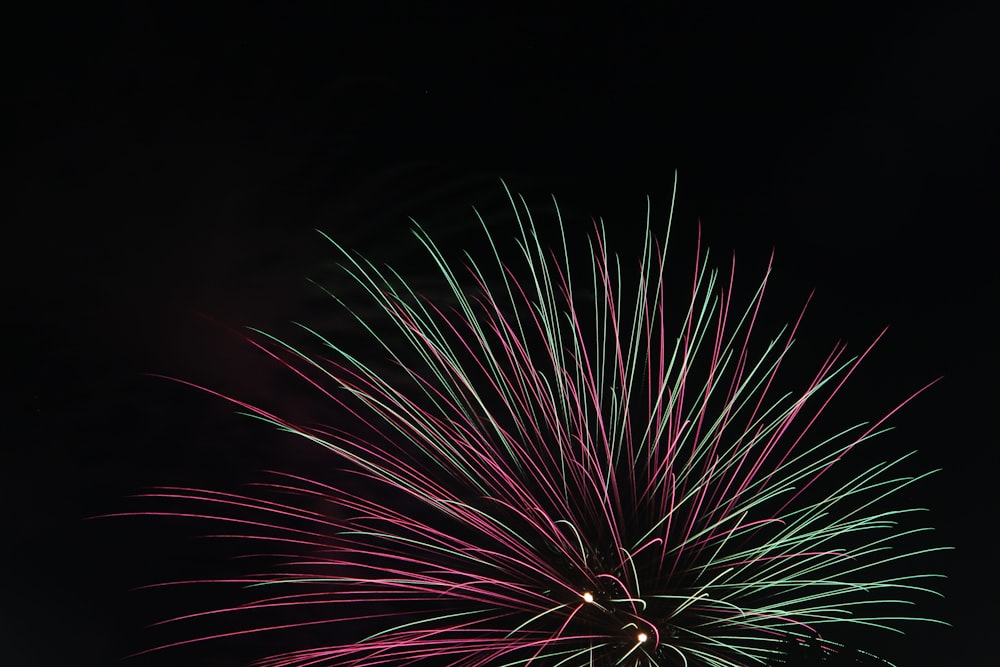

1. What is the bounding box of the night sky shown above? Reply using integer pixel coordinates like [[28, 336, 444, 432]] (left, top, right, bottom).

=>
[[6, 4, 996, 666]]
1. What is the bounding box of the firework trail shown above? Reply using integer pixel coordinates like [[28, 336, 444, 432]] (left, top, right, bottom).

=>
[[123, 175, 947, 666]]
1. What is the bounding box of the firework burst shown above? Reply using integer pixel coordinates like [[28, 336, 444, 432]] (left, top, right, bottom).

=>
[[125, 175, 946, 666]]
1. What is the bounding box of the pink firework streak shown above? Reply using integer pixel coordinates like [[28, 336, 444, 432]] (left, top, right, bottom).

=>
[[113, 176, 947, 666]]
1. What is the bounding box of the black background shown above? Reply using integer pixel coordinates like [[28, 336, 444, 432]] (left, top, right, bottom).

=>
[[6, 3, 996, 666]]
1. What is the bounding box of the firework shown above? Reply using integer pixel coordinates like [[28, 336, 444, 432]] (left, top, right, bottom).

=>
[[126, 175, 947, 666]]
